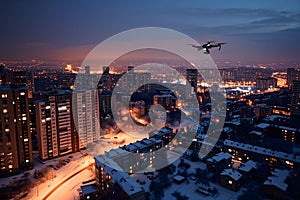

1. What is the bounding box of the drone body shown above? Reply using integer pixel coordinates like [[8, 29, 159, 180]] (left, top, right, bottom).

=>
[[190, 41, 227, 54]]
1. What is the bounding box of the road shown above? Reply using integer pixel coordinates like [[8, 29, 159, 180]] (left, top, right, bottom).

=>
[[43, 165, 94, 200], [24, 155, 94, 200], [46, 168, 94, 200]]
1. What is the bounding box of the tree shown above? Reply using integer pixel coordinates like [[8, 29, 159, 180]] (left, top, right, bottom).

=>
[[172, 191, 189, 200], [195, 168, 208, 184], [190, 150, 200, 162], [150, 180, 164, 200]]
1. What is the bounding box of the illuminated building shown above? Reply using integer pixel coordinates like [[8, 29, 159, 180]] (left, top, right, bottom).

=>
[[256, 77, 277, 90], [35, 90, 79, 160], [263, 169, 290, 199], [206, 152, 232, 173], [73, 89, 101, 149], [0, 85, 33, 176], [291, 80, 300, 118], [223, 140, 299, 171], [219, 69, 234, 82], [94, 155, 145, 200], [153, 93, 175, 109], [0, 67, 34, 98], [186, 68, 197, 98], [254, 104, 272, 120], [119, 71, 150, 93], [220, 168, 242, 191], [287, 68, 300, 89], [99, 94, 112, 117]]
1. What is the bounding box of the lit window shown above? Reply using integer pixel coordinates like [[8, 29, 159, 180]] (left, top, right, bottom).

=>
[[5, 128, 9, 132], [24, 138, 28, 142], [8, 165, 13, 169], [228, 180, 233, 184], [26, 159, 29, 163], [20, 92, 25, 96], [285, 161, 290, 165], [1, 94, 7, 98], [3, 109, 7, 113], [58, 106, 67, 111], [22, 117, 27, 120]]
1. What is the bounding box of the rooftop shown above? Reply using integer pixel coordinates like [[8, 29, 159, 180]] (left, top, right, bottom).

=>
[[220, 168, 242, 181], [264, 169, 289, 191], [0, 85, 27, 91], [81, 183, 97, 195], [224, 139, 300, 163], [264, 115, 289, 122], [95, 156, 144, 196], [256, 123, 270, 129], [249, 130, 263, 136], [207, 152, 232, 163], [238, 160, 258, 173]]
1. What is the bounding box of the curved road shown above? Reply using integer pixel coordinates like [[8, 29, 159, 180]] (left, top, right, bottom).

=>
[[42, 164, 93, 200]]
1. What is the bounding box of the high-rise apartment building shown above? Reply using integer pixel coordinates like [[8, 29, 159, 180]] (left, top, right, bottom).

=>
[[35, 90, 78, 160], [186, 68, 198, 98], [0, 85, 32, 176], [73, 89, 101, 149], [291, 80, 300, 118], [287, 68, 300, 89], [256, 77, 277, 90]]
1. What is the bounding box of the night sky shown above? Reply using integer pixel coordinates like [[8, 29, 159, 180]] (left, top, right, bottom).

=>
[[1, 0, 300, 63]]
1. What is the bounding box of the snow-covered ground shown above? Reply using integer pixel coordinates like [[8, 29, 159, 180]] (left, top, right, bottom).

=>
[[163, 179, 245, 200], [130, 157, 245, 200], [0, 150, 89, 187], [23, 152, 94, 200], [46, 168, 94, 200]]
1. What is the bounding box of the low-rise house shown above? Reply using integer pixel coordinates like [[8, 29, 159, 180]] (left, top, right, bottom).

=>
[[220, 168, 242, 191], [80, 184, 98, 200], [207, 152, 232, 173], [238, 160, 258, 182], [262, 169, 290, 199]]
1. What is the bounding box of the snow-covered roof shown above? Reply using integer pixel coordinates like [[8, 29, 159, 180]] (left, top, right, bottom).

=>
[[207, 152, 232, 163], [225, 120, 241, 126], [220, 168, 242, 181], [223, 127, 233, 133], [278, 125, 297, 132], [107, 148, 130, 158], [256, 123, 270, 129], [94, 155, 144, 196], [264, 169, 289, 191], [238, 160, 258, 173], [263, 115, 289, 122], [112, 170, 143, 196], [249, 130, 263, 136], [81, 184, 97, 195], [224, 140, 300, 164], [173, 175, 185, 182]]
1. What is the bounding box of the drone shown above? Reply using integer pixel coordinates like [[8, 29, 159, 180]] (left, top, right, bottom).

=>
[[189, 41, 227, 54]]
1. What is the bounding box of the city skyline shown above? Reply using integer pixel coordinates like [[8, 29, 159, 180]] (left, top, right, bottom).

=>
[[1, 1, 300, 200]]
